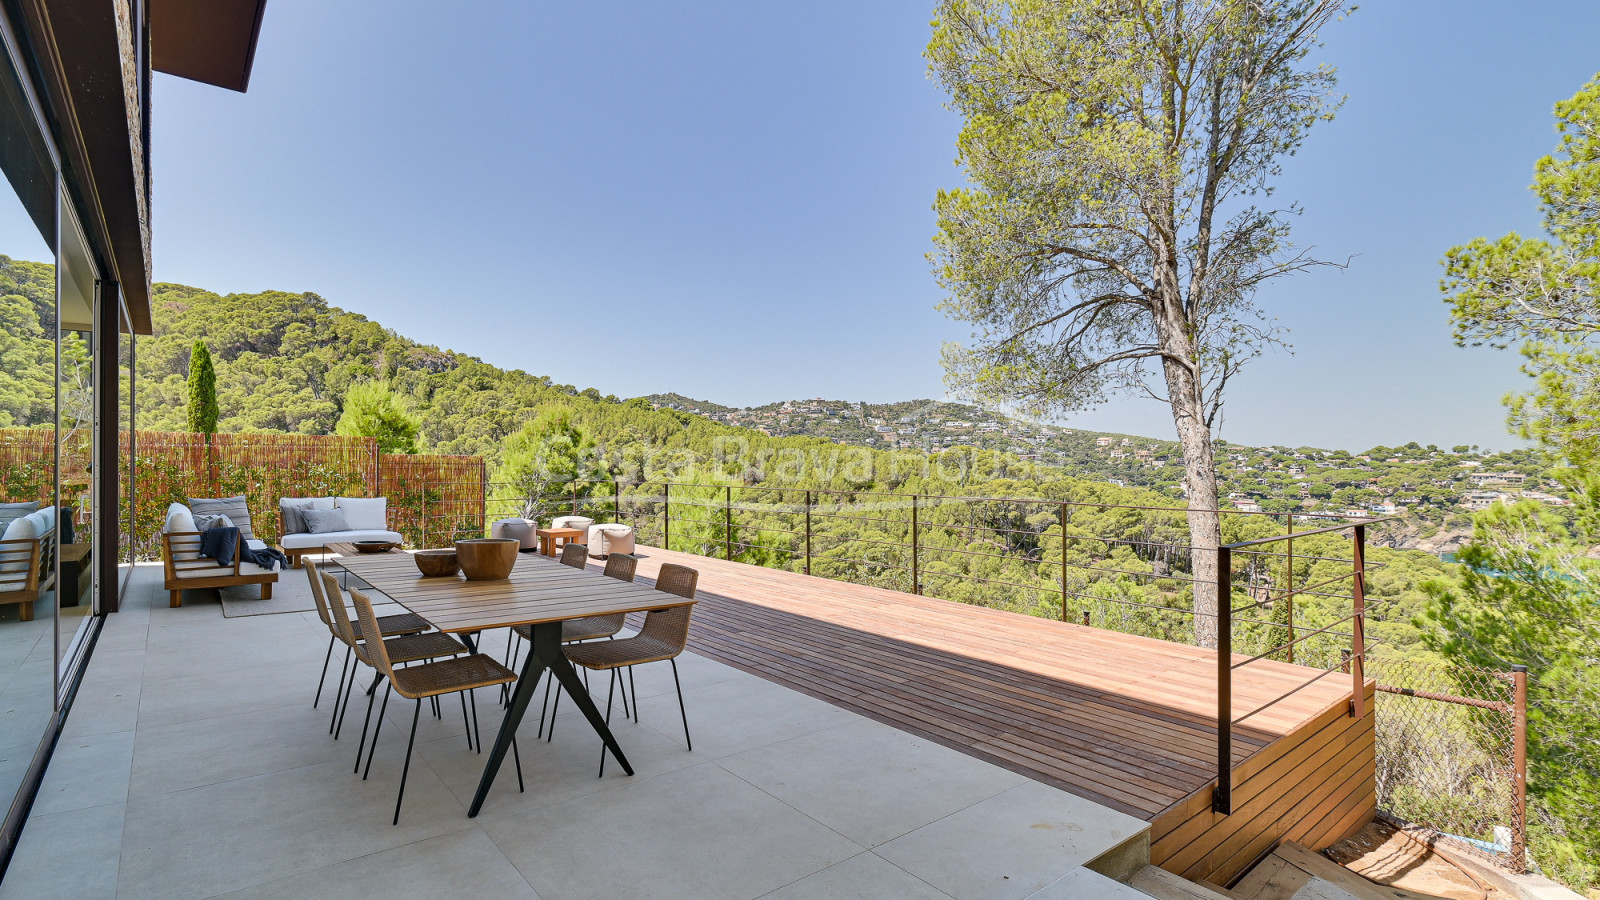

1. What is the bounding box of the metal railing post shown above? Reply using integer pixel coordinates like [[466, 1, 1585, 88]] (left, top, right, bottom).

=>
[[910, 494, 920, 595], [725, 485, 733, 561], [1285, 514, 1295, 665], [1350, 524, 1367, 719], [1059, 502, 1069, 623], [614, 480, 621, 522], [804, 490, 812, 576], [1214, 544, 1233, 815], [662, 482, 670, 551], [1511, 664, 1529, 873]]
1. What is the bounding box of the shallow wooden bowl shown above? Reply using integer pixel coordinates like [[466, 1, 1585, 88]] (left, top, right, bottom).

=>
[[454, 538, 519, 581], [354, 540, 398, 554], [413, 549, 460, 578]]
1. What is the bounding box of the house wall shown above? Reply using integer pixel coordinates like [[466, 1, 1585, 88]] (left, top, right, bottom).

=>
[[1148, 681, 1377, 886]]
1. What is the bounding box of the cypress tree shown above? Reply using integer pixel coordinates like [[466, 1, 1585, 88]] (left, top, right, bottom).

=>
[[186, 340, 218, 434]]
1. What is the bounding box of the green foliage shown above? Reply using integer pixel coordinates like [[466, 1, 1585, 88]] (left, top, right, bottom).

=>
[[1434, 74, 1600, 889], [1421, 502, 1600, 887], [491, 408, 613, 523], [335, 381, 421, 454], [186, 340, 219, 435]]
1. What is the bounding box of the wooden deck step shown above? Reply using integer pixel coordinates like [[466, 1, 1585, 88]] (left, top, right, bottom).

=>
[[1131, 865, 1246, 900], [1231, 843, 1454, 900]]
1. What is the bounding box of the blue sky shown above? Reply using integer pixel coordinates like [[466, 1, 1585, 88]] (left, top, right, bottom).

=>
[[139, 1, 1600, 452]]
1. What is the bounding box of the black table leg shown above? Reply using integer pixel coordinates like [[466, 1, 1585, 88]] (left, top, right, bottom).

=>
[[467, 622, 634, 817]]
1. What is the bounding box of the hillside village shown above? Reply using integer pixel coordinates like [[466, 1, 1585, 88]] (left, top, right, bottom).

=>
[[649, 393, 1566, 530]]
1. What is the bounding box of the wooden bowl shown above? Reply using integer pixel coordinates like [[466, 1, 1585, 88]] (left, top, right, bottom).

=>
[[454, 538, 519, 581], [354, 540, 398, 554], [413, 549, 460, 578]]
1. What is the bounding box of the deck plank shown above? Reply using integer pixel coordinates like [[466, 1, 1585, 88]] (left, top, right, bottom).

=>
[[612, 546, 1354, 823]]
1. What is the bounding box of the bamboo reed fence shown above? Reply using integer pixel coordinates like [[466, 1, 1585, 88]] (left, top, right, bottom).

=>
[[0, 428, 486, 560]]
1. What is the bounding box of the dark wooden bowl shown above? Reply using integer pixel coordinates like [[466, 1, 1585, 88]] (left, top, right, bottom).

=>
[[354, 540, 398, 554], [454, 538, 519, 581], [413, 549, 460, 578]]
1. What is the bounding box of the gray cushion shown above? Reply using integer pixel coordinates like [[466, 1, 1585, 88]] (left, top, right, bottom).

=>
[[188, 496, 254, 540], [192, 513, 233, 532], [300, 508, 351, 535], [0, 501, 40, 532], [279, 497, 334, 535]]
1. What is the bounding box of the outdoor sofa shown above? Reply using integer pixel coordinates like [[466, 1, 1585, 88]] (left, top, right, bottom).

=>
[[276, 496, 404, 568], [161, 498, 279, 608], [0, 503, 56, 621]]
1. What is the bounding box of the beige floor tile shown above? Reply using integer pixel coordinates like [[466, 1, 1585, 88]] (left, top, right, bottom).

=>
[[214, 827, 541, 899], [760, 851, 956, 899]]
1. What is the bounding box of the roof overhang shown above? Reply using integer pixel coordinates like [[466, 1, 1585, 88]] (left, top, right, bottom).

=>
[[150, 0, 266, 92]]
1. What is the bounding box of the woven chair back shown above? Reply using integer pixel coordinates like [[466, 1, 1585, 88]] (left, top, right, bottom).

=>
[[559, 543, 588, 569], [348, 586, 396, 679], [655, 563, 698, 599], [305, 561, 335, 631], [603, 554, 637, 582], [640, 563, 697, 653], [320, 572, 365, 661]]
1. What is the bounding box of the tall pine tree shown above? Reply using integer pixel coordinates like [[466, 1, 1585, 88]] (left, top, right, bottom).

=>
[[186, 340, 218, 435]]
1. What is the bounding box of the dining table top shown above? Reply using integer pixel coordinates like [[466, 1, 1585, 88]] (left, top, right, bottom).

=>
[[334, 551, 693, 634]]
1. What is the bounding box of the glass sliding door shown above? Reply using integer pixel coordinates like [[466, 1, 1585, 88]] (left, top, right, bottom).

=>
[[0, 8, 58, 822], [55, 197, 95, 681]]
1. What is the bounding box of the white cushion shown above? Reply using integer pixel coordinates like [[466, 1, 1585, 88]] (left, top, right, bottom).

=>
[[279, 530, 403, 550], [335, 497, 388, 532], [0, 513, 41, 578], [163, 503, 201, 560], [246, 539, 268, 553]]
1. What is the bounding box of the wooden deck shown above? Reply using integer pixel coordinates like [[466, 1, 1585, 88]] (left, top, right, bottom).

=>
[[623, 547, 1363, 830]]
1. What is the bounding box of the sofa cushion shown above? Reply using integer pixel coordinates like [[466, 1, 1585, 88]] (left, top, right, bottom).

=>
[[279, 530, 404, 550], [0, 513, 41, 579], [300, 508, 351, 535], [552, 515, 595, 533], [162, 503, 201, 560], [192, 513, 233, 532], [188, 496, 255, 540], [334, 497, 387, 532], [279, 497, 334, 535], [172, 559, 278, 580], [0, 501, 39, 532]]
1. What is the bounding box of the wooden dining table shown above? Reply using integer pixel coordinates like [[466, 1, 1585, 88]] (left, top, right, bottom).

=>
[[334, 550, 695, 816]]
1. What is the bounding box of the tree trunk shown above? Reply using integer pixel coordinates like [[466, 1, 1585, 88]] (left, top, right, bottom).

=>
[[1156, 320, 1223, 649]]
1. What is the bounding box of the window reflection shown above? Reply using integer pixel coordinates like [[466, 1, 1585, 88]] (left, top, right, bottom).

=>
[[56, 198, 94, 678]]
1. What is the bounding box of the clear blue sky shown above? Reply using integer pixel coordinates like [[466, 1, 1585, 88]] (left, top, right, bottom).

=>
[[143, 1, 1600, 452]]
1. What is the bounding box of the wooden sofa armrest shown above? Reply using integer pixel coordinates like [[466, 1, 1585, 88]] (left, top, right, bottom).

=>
[[0, 537, 42, 594], [162, 531, 242, 576]]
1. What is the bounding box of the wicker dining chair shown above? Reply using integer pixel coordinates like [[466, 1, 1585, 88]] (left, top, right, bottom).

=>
[[307, 560, 431, 710], [320, 572, 472, 768], [524, 552, 639, 735], [559, 542, 589, 568], [564, 563, 698, 775], [348, 584, 523, 824]]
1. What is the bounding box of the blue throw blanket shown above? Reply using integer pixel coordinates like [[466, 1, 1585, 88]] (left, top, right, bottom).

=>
[[200, 526, 290, 571]]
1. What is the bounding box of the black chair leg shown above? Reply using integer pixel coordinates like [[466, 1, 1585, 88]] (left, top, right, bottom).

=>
[[329, 646, 351, 734], [599, 670, 617, 778], [363, 682, 392, 781], [547, 684, 561, 743], [334, 660, 361, 740], [671, 658, 690, 751], [470, 689, 482, 754], [459, 692, 473, 751], [628, 666, 639, 723], [314, 634, 334, 708], [537, 674, 554, 739], [355, 672, 386, 773], [512, 736, 524, 792], [393, 699, 422, 825]]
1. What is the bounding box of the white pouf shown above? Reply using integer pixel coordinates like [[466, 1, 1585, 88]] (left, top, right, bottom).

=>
[[587, 523, 635, 558], [551, 515, 594, 536], [491, 518, 538, 550]]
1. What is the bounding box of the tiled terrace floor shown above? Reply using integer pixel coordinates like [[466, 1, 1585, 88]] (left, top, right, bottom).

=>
[[1, 562, 1150, 900]]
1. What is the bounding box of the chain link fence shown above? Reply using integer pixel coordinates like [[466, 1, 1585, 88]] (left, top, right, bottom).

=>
[[1367, 654, 1526, 873]]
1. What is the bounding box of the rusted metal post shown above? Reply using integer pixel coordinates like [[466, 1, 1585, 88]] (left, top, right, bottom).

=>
[[1511, 664, 1529, 873], [1215, 544, 1233, 815], [910, 494, 920, 595], [725, 485, 733, 560], [1059, 502, 1069, 622], [804, 490, 812, 576], [1285, 514, 1295, 665], [1350, 524, 1367, 719]]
